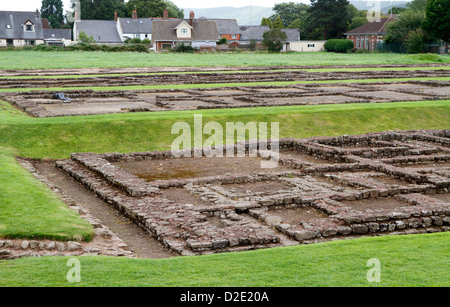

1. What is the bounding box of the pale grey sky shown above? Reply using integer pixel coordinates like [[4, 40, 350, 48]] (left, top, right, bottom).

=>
[[0, 0, 299, 12]]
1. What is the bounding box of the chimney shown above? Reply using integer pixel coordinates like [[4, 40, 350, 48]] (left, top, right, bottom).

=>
[[114, 11, 118, 22], [189, 11, 195, 26], [163, 9, 168, 20], [74, 9, 80, 22], [35, 8, 40, 19], [132, 10, 138, 20]]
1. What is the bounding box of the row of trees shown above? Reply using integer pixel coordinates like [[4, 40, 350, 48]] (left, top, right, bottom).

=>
[[262, 0, 449, 53], [385, 0, 449, 53], [260, 0, 365, 40], [41, 0, 184, 29]]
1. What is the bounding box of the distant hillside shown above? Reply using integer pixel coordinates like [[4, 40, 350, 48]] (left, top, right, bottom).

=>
[[350, 0, 410, 13], [183, 6, 273, 26], [183, 2, 411, 26]]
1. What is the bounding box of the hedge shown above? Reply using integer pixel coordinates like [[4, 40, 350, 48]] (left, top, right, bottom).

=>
[[324, 39, 354, 53]]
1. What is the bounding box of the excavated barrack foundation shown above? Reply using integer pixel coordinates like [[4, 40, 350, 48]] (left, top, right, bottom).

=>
[[54, 130, 450, 256], [2, 80, 449, 118]]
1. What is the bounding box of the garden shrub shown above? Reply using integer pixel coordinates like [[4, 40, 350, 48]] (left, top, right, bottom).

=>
[[324, 39, 354, 53]]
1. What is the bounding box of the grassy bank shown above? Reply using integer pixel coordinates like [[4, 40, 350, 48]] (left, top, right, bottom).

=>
[[0, 232, 448, 287], [0, 100, 448, 159], [0, 51, 448, 70], [0, 147, 93, 241]]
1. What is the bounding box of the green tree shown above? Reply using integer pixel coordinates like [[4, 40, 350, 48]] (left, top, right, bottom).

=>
[[41, 0, 64, 28], [164, 1, 185, 19], [78, 31, 96, 43], [261, 17, 273, 28], [422, 0, 450, 42], [346, 4, 368, 31], [385, 9, 426, 43], [262, 28, 287, 52], [77, 0, 127, 20], [270, 2, 309, 29], [406, 0, 428, 11], [272, 16, 284, 29], [405, 28, 426, 53], [126, 0, 168, 18], [305, 0, 352, 40]]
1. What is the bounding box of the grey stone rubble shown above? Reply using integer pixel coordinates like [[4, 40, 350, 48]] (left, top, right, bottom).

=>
[[0, 159, 135, 260], [1, 79, 449, 118], [53, 129, 449, 256]]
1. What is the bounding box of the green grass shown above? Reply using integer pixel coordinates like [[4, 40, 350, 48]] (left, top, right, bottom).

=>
[[0, 232, 448, 287], [1, 66, 449, 80], [1, 100, 449, 159], [0, 147, 93, 242], [0, 51, 448, 70], [2, 77, 450, 93]]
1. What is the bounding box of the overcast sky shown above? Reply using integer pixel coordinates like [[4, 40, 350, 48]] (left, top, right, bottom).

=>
[[0, 0, 302, 12]]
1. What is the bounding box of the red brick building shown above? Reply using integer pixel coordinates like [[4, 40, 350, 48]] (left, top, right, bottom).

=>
[[345, 17, 397, 51]]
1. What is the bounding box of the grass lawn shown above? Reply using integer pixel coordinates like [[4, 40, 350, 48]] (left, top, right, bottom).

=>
[[0, 51, 448, 70], [0, 147, 93, 242], [2, 76, 450, 94], [0, 51, 448, 287], [0, 232, 448, 287], [1, 100, 449, 159]]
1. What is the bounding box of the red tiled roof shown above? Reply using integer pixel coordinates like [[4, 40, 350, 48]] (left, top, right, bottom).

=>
[[345, 17, 396, 35]]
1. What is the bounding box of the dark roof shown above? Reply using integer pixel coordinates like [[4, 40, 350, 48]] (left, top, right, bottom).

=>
[[239, 26, 299, 42], [0, 11, 44, 40], [75, 20, 122, 43], [239, 25, 270, 41], [345, 17, 396, 35], [282, 29, 300, 41], [44, 28, 71, 40], [152, 19, 219, 42], [119, 18, 155, 34], [208, 19, 240, 35]]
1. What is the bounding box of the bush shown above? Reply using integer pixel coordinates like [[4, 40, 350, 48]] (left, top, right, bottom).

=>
[[405, 29, 425, 54], [217, 38, 228, 45], [324, 39, 354, 53], [355, 48, 369, 54], [171, 43, 196, 53]]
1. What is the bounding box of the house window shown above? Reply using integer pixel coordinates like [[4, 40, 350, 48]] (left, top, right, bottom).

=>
[[356, 36, 360, 48], [25, 24, 33, 32], [231, 34, 238, 40], [307, 44, 315, 48], [181, 28, 188, 35], [6, 25, 11, 29], [162, 43, 172, 50]]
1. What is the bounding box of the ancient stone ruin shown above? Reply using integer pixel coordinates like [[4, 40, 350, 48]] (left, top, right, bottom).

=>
[[54, 130, 450, 256]]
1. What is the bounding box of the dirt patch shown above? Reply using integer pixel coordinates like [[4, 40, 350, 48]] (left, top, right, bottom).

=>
[[113, 156, 290, 182], [268, 207, 328, 225]]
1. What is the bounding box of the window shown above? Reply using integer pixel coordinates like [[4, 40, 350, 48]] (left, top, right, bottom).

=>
[[356, 36, 360, 48], [26, 24, 33, 31], [6, 25, 11, 29], [181, 28, 188, 35], [162, 43, 172, 50], [231, 34, 238, 40], [307, 44, 315, 48]]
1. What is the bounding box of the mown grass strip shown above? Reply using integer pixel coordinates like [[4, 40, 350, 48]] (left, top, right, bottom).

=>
[[1, 77, 450, 93], [0, 232, 448, 287], [0, 147, 93, 242], [0, 51, 449, 70], [1, 66, 449, 80], [1, 100, 448, 159]]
